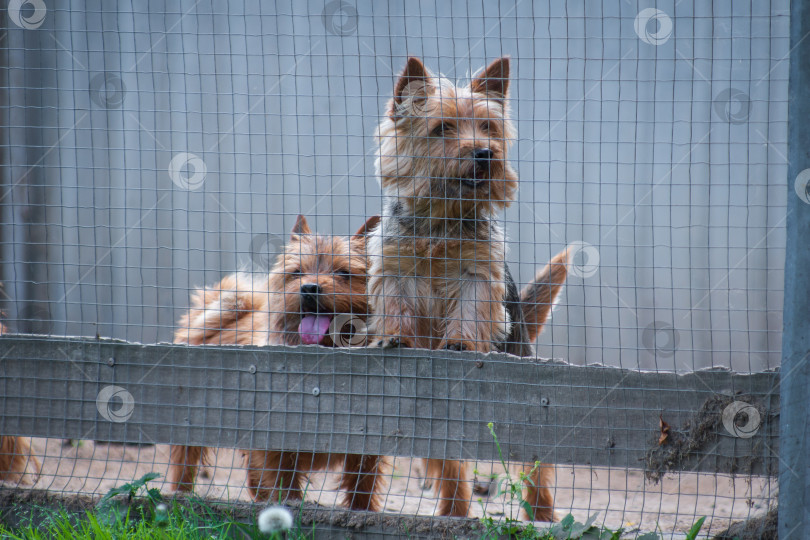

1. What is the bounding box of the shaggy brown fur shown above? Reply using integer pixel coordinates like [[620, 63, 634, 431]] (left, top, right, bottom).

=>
[[168, 272, 271, 492], [168, 215, 387, 512], [168, 242, 567, 519], [168, 237, 568, 519], [369, 56, 517, 356], [422, 248, 570, 521], [0, 434, 39, 484], [166, 213, 568, 519], [368, 56, 522, 518], [0, 322, 40, 485], [368, 57, 569, 521]]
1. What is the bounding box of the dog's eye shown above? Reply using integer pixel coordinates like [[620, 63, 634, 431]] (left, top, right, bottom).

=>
[[431, 122, 451, 137], [335, 269, 352, 279], [479, 120, 492, 132], [287, 268, 302, 277]]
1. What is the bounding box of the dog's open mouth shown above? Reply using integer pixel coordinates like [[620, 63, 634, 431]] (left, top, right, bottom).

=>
[[298, 313, 333, 345]]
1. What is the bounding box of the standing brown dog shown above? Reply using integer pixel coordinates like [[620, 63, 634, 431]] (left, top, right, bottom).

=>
[[369, 56, 517, 355], [169, 215, 387, 512], [368, 56, 518, 517], [368, 56, 564, 521]]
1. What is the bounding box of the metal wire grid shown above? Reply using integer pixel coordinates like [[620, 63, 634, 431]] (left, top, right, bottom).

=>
[[0, 0, 786, 536], [0, 339, 778, 533]]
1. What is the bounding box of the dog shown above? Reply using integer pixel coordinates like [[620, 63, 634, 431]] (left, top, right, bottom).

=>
[[368, 56, 516, 355], [0, 322, 41, 485], [368, 56, 566, 521], [169, 215, 387, 512], [367, 56, 518, 517]]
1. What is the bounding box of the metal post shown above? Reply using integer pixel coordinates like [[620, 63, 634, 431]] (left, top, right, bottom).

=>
[[780, 0, 810, 536]]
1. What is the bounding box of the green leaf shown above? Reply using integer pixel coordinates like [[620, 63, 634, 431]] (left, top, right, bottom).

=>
[[97, 471, 162, 509], [549, 515, 578, 540], [133, 472, 161, 488], [686, 516, 706, 540], [567, 514, 599, 538], [496, 477, 510, 497], [147, 487, 164, 505], [519, 499, 535, 521], [98, 482, 134, 506], [581, 530, 606, 540]]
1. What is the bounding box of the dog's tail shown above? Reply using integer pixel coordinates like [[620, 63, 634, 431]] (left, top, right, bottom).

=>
[[519, 247, 571, 344], [175, 272, 270, 346]]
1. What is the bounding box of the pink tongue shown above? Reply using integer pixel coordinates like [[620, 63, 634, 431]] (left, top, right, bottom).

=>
[[298, 315, 332, 345]]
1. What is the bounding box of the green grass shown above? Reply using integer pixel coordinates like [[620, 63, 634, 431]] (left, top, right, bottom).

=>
[[0, 473, 311, 540], [0, 504, 313, 539], [0, 466, 708, 539]]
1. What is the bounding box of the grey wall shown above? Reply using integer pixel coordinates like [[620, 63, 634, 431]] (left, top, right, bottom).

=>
[[0, 0, 788, 372]]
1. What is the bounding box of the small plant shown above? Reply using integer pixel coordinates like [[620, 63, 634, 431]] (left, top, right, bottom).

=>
[[95, 471, 163, 527], [685, 516, 706, 540], [475, 422, 537, 524], [477, 423, 626, 539], [546, 513, 623, 539], [479, 508, 628, 540], [475, 422, 533, 537], [97, 471, 163, 509]]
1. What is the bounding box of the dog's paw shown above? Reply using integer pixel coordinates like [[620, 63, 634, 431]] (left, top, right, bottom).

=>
[[375, 337, 411, 349]]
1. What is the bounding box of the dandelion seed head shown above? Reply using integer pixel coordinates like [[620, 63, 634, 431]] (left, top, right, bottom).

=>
[[258, 505, 293, 534]]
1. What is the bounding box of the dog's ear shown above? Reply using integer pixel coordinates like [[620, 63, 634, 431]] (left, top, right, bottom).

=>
[[290, 214, 312, 238], [471, 56, 510, 104], [352, 215, 381, 241], [389, 57, 433, 118]]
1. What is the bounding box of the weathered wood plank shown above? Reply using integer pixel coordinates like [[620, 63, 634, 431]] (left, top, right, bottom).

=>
[[0, 335, 779, 476]]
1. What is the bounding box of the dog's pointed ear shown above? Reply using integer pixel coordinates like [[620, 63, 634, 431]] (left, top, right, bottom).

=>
[[389, 57, 432, 117], [352, 215, 381, 241], [471, 56, 510, 103], [290, 214, 312, 238]]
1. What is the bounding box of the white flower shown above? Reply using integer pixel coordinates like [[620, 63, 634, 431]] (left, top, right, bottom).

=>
[[154, 503, 169, 528], [257, 505, 293, 534]]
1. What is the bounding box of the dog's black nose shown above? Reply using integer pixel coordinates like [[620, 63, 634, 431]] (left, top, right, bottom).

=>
[[300, 283, 322, 311], [300, 283, 320, 296], [473, 148, 493, 168]]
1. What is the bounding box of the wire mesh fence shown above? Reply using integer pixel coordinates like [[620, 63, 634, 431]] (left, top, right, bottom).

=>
[[0, 1, 788, 537]]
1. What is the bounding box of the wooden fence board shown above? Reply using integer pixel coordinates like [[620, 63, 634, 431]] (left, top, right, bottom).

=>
[[0, 335, 779, 476]]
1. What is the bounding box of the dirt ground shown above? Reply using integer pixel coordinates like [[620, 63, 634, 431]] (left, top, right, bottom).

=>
[[3, 438, 775, 536]]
